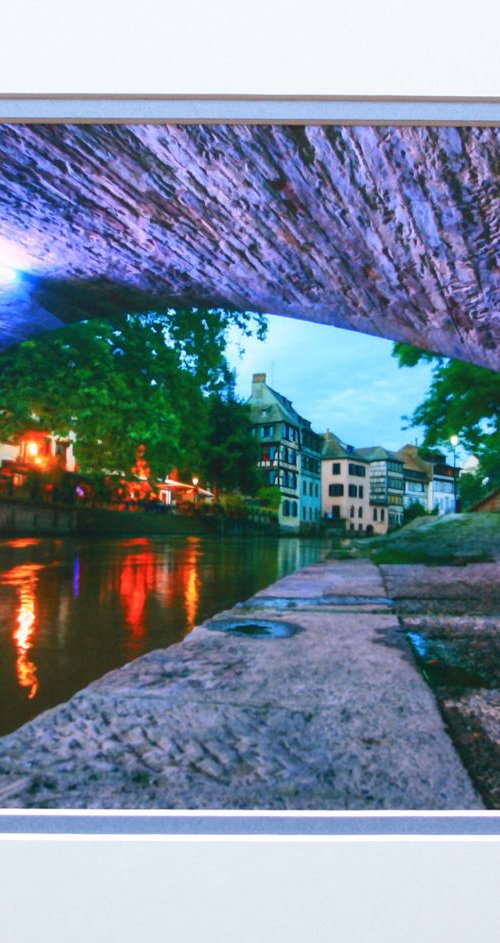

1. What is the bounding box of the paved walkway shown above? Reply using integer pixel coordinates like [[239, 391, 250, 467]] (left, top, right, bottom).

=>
[[0, 559, 483, 809]]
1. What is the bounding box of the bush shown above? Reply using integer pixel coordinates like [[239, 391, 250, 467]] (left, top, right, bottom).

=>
[[257, 486, 282, 512], [403, 501, 428, 524]]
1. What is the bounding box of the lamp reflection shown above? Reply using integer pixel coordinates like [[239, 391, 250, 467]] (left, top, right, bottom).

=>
[[119, 549, 156, 642], [117, 538, 201, 646], [2, 563, 42, 700], [182, 541, 200, 631]]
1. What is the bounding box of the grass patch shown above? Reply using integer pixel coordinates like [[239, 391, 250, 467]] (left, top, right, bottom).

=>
[[327, 513, 499, 566], [370, 548, 493, 566]]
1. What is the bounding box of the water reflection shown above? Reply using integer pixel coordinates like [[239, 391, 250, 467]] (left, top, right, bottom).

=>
[[1, 563, 43, 700], [0, 535, 325, 735]]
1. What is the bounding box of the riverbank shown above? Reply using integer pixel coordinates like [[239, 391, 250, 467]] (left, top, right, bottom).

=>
[[0, 555, 490, 809], [0, 497, 280, 538]]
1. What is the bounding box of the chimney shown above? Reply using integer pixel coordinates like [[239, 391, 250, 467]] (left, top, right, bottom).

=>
[[251, 373, 266, 399]]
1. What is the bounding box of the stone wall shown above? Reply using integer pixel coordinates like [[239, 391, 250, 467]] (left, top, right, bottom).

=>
[[0, 499, 77, 536], [0, 124, 499, 368]]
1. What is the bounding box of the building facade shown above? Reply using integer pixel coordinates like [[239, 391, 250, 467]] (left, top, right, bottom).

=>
[[357, 446, 405, 532], [395, 446, 431, 511], [0, 430, 76, 474], [321, 432, 372, 533], [397, 445, 459, 515], [248, 373, 321, 532]]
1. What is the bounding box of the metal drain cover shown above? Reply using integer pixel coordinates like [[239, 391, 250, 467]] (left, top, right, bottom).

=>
[[204, 618, 301, 639]]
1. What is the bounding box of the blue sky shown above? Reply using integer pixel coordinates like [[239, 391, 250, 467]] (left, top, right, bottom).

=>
[[226, 315, 438, 454]]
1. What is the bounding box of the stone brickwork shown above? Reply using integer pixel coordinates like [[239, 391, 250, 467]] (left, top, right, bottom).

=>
[[0, 124, 499, 367]]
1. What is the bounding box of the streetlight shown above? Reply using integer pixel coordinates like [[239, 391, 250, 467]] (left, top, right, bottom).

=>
[[192, 476, 199, 508], [450, 435, 459, 513]]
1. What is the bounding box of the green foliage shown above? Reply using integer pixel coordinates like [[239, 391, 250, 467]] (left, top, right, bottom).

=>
[[393, 342, 500, 492], [257, 485, 282, 511], [403, 500, 428, 524], [219, 493, 248, 515], [459, 471, 493, 510], [201, 384, 261, 496], [0, 308, 267, 480]]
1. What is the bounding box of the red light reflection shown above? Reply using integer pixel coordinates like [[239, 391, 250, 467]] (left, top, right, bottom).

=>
[[1, 563, 42, 699], [119, 551, 156, 641]]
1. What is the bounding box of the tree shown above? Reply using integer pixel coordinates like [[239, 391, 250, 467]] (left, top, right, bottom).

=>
[[201, 382, 260, 497], [403, 500, 428, 524], [256, 485, 282, 512], [393, 343, 500, 504], [0, 308, 267, 480]]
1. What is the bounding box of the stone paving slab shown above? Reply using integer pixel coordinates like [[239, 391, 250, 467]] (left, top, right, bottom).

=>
[[381, 562, 500, 600], [254, 559, 387, 598], [0, 559, 483, 810], [382, 561, 500, 808]]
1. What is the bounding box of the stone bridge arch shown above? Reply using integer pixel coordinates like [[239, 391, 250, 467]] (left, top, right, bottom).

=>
[[0, 122, 499, 368]]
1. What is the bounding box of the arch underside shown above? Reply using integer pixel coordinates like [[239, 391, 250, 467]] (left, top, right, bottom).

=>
[[0, 123, 499, 368]]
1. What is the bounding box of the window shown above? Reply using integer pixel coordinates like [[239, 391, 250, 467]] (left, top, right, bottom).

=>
[[331, 505, 340, 519], [380, 509, 385, 521], [309, 482, 313, 496], [348, 484, 357, 498], [303, 481, 307, 495], [328, 484, 344, 497], [302, 507, 306, 520], [359, 486, 364, 498], [358, 524, 363, 531], [315, 483, 319, 497], [358, 507, 363, 518], [387, 460, 402, 474], [332, 462, 341, 475], [348, 463, 366, 477], [309, 507, 312, 520], [373, 508, 378, 521], [350, 506, 355, 518], [283, 499, 290, 517], [291, 501, 297, 517], [282, 470, 297, 489], [407, 481, 425, 493], [284, 424, 299, 443]]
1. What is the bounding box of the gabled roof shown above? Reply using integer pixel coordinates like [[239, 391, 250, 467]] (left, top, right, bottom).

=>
[[248, 378, 313, 430], [321, 431, 367, 462], [396, 445, 432, 478], [356, 445, 404, 464]]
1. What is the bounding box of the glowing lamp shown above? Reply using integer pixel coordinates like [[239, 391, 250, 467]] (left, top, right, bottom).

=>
[[450, 435, 459, 447], [192, 477, 199, 487], [27, 442, 39, 458]]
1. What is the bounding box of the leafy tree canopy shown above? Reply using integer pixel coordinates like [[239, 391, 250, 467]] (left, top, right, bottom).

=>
[[0, 308, 266, 481], [201, 383, 261, 497], [393, 342, 500, 504]]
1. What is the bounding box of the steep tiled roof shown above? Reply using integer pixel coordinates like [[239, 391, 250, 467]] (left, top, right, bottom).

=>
[[321, 431, 367, 462], [248, 379, 313, 429], [356, 446, 404, 463], [396, 445, 432, 477]]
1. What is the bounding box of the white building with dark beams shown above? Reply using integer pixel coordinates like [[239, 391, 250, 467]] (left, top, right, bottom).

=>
[[248, 373, 321, 532]]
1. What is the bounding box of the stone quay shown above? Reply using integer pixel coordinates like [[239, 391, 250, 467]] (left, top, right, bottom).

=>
[[0, 558, 485, 809]]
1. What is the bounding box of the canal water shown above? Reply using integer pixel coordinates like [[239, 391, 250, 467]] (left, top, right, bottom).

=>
[[0, 535, 326, 736]]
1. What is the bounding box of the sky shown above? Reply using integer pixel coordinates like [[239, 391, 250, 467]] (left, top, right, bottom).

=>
[[226, 315, 439, 455]]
